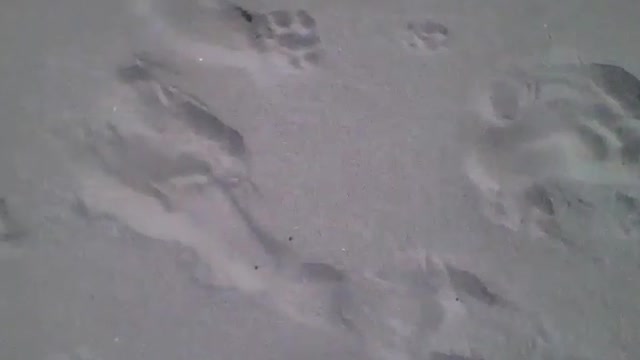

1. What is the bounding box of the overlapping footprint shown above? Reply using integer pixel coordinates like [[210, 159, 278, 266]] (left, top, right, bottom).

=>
[[68, 56, 494, 360], [61, 55, 384, 338], [466, 62, 640, 236]]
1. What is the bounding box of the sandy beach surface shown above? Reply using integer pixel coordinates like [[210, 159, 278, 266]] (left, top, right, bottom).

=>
[[1, 0, 639, 359]]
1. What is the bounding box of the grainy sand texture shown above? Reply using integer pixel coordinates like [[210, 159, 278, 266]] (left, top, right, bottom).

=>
[[1, 0, 639, 360]]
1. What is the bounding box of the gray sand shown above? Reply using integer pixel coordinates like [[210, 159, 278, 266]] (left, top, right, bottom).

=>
[[1, 0, 640, 360]]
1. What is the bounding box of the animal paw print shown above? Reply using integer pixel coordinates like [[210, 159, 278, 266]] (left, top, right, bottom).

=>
[[406, 20, 449, 53], [250, 9, 322, 69]]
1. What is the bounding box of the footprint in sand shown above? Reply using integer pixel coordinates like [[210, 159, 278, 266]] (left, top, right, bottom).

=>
[[66, 55, 353, 332], [71, 97, 547, 360], [482, 70, 539, 125], [334, 256, 448, 360], [114, 55, 252, 188], [466, 62, 640, 237], [336, 251, 549, 360], [129, 0, 322, 73], [249, 9, 323, 69]]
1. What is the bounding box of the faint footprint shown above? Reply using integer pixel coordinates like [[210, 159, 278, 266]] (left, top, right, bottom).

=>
[[335, 254, 450, 360], [474, 69, 539, 126], [336, 276, 445, 360], [175, 242, 219, 289], [405, 20, 449, 54], [250, 9, 322, 69]]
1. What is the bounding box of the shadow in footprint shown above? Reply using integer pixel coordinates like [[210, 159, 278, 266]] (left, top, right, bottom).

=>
[[444, 264, 504, 307], [117, 56, 248, 160], [588, 63, 640, 117]]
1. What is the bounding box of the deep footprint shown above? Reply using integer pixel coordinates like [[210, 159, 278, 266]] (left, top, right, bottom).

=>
[[116, 55, 252, 186]]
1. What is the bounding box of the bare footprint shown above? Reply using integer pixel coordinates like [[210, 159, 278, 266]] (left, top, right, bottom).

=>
[[73, 88, 346, 331], [405, 20, 449, 54], [115, 56, 253, 188]]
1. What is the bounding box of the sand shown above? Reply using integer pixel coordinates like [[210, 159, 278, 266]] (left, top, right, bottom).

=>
[[1, 0, 639, 359]]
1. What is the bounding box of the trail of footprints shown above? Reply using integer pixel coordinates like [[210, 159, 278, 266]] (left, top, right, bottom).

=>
[[237, 5, 450, 67], [72, 81, 540, 357], [60, 2, 638, 360], [144, 0, 450, 72]]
